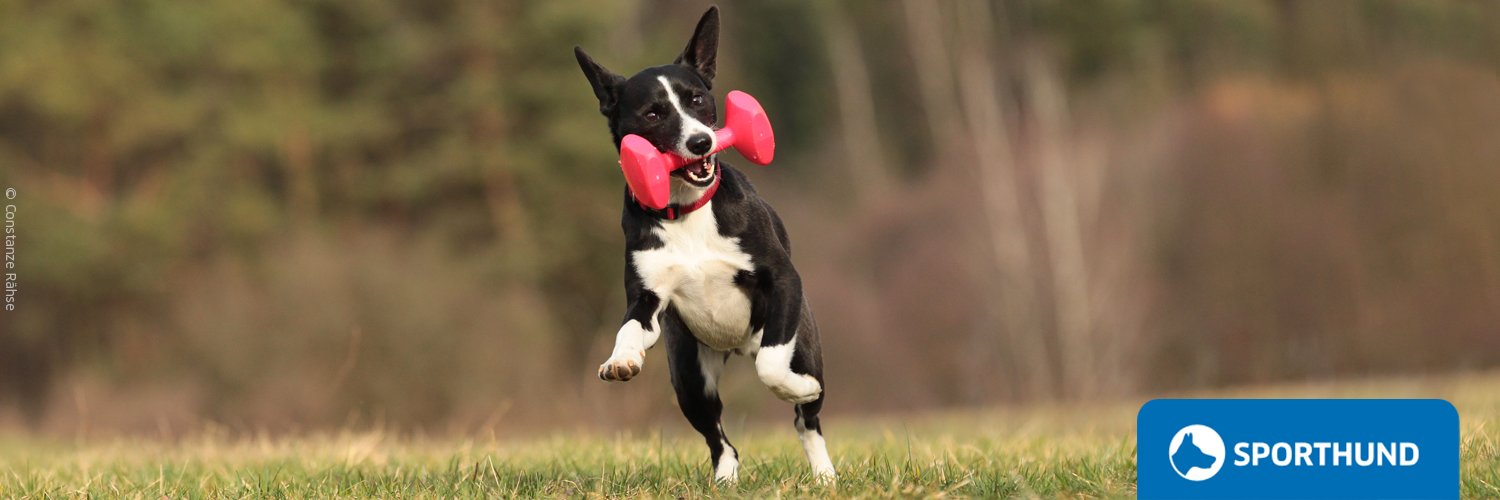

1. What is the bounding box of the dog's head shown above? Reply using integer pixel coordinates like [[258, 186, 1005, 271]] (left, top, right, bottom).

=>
[[575, 6, 721, 189]]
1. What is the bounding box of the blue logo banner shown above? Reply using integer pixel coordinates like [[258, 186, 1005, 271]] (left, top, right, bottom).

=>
[[1137, 399, 1458, 499]]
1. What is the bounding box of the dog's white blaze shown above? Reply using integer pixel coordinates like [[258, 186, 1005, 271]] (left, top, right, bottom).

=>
[[714, 438, 739, 482], [631, 204, 755, 351], [755, 335, 822, 403], [659, 75, 715, 206], [796, 418, 836, 482], [658, 75, 716, 159]]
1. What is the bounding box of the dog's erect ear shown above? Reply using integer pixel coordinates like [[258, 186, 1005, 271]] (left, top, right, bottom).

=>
[[575, 46, 626, 116], [674, 6, 719, 87]]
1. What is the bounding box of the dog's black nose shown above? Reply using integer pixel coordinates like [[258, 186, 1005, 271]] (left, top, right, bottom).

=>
[[687, 134, 713, 155]]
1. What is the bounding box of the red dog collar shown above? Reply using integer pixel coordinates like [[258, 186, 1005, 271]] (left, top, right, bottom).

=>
[[637, 169, 720, 221]]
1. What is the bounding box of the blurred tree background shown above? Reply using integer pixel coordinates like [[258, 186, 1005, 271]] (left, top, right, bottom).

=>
[[1, 0, 1498, 436]]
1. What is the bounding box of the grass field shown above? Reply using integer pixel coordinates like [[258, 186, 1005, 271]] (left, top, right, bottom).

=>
[[2, 373, 1499, 498]]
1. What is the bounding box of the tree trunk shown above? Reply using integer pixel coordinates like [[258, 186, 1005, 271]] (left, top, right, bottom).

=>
[[950, 0, 1055, 400], [821, 6, 890, 200]]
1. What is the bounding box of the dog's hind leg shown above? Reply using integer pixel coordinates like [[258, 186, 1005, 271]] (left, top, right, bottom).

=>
[[790, 316, 835, 483], [755, 296, 835, 482], [795, 399, 835, 483], [664, 310, 738, 483]]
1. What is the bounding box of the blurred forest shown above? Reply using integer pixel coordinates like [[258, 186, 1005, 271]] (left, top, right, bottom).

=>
[[1, 0, 1499, 436]]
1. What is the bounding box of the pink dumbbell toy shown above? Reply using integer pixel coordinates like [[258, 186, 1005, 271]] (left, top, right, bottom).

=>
[[619, 90, 775, 209]]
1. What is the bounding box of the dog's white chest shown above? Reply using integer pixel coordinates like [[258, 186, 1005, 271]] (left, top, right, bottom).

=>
[[632, 204, 755, 351]]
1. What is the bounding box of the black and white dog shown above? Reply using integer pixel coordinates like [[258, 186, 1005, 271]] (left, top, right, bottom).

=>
[[574, 6, 833, 484]]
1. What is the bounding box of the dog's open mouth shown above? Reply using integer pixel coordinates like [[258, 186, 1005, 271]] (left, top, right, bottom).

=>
[[674, 155, 717, 185]]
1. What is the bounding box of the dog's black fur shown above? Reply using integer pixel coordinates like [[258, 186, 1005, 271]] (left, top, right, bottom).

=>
[[575, 6, 832, 482]]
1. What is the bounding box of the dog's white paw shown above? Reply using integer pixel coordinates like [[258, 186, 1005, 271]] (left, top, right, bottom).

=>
[[713, 452, 740, 484], [813, 468, 837, 485], [767, 373, 822, 404], [598, 351, 644, 381]]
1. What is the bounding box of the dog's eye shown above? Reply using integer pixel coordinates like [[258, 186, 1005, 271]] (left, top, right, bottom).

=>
[[643, 111, 660, 122], [690, 94, 705, 106]]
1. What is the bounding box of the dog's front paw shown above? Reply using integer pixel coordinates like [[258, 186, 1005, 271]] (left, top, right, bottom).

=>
[[767, 374, 822, 403], [597, 352, 644, 381]]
